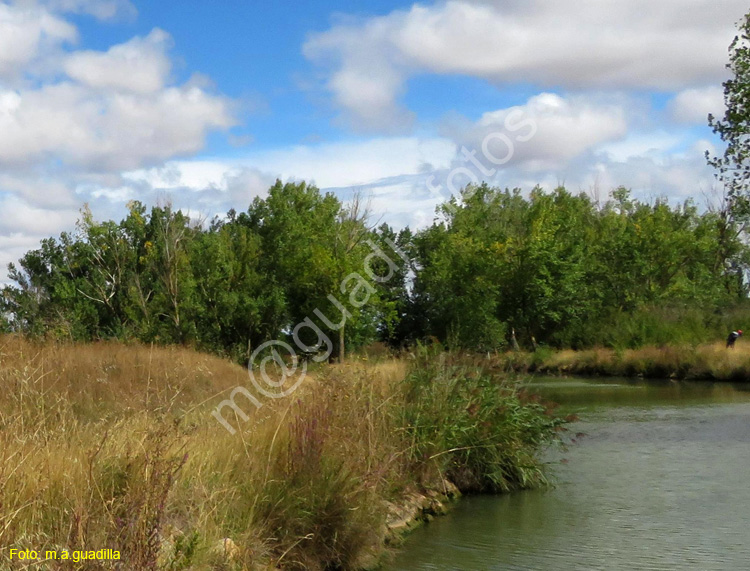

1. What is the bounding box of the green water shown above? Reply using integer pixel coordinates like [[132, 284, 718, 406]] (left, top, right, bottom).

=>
[[384, 377, 750, 570]]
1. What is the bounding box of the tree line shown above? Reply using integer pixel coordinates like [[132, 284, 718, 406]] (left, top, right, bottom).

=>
[[2, 180, 748, 357]]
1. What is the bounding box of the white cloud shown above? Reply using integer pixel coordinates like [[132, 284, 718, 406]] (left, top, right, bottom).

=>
[[305, 0, 745, 129], [328, 60, 414, 132], [115, 136, 458, 213], [0, 193, 78, 235], [64, 28, 171, 93], [668, 86, 725, 124], [0, 3, 76, 78], [123, 161, 274, 208], [599, 132, 683, 162], [0, 24, 234, 172], [572, 152, 716, 203], [0, 81, 233, 170], [0, 232, 50, 282], [0, 4, 234, 174], [0, 2, 236, 282], [0, 171, 77, 206], [364, 179, 445, 229], [125, 161, 242, 192], [445, 93, 628, 171]]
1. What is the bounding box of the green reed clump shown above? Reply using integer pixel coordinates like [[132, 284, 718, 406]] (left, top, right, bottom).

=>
[[399, 350, 562, 493]]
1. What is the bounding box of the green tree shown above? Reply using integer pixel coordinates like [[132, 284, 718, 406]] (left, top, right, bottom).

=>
[[240, 180, 382, 361], [3, 234, 102, 339], [410, 183, 741, 351], [707, 10, 750, 295], [191, 215, 284, 359], [372, 223, 414, 348]]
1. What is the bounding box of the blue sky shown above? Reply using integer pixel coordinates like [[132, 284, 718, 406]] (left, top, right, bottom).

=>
[[0, 0, 748, 280]]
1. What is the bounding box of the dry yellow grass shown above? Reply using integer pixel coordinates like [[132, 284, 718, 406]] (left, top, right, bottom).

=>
[[0, 337, 557, 570], [0, 335, 266, 568], [502, 340, 750, 381], [0, 335, 413, 570]]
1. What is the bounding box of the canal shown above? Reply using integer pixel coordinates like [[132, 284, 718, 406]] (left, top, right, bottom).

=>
[[385, 377, 750, 570]]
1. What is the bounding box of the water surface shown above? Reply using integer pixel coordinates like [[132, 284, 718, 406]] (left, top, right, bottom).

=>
[[385, 377, 750, 570]]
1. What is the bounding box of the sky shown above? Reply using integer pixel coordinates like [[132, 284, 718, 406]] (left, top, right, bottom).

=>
[[0, 0, 747, 282]]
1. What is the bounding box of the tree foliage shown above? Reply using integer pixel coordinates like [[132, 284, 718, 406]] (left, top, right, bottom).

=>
[[1, 181, 396, 361], [707, 12, 750, 292], [1, 181, 747, 355], [409, 184, 745, 350]]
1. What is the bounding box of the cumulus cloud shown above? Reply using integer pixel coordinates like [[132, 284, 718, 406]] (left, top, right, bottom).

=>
[[244, 136, 455, 188], [0, 171, 78, 206], [0, 2, 76, 78], [123, 161, 275, 208], [0, 193, 78, 235], [563, 150, 717, 204], [114, 136, 458, 215], [0, 80, 233, 170], [445, 93, 629, 172], [305, 0, 745, 129], [668, 86, 725, 124], [0, 19, 234, 172], [0, 232, 53, 282], [11, 0, 136, 21], [64, 29, 171, 93]]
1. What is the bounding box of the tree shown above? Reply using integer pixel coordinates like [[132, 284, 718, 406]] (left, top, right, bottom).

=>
[[707, 10, 750, 295], [3, 235, 101, 339], [372, 223, 414, 348], [3, 177, 742, 354], [191, 216, 283, 360], [329, 191, 376, 362], [146, 204, 198, 343], [409, 183, 737, 350], [241, 180, 382, 361]]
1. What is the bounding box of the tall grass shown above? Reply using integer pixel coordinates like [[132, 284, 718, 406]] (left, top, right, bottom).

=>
[[0, 336, 560, 570], [399, 352, 561, 493]]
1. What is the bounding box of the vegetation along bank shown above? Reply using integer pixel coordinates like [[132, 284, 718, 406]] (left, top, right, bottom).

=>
[[0, 338, 563, 570], [501, 342, 750, 382]]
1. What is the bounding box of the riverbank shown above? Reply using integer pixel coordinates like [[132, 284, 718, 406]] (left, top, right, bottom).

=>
[[500, 341, 750, 381], [0, 337, 561, 570]]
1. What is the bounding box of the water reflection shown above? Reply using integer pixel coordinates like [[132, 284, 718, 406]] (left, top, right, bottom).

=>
[[384, 377, 750, 570]]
